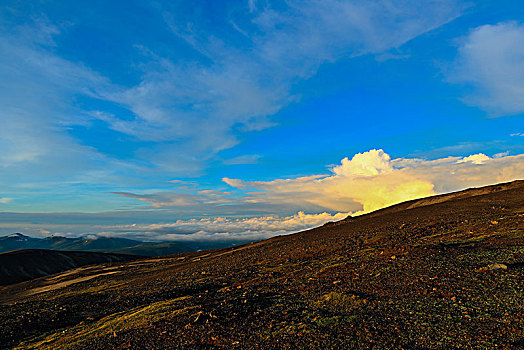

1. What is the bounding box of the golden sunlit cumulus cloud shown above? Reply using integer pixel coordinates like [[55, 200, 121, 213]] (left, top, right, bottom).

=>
[[223, 149, 524, 215]]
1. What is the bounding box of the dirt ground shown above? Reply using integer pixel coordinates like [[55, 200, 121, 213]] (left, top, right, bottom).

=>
[[0, 181, 523, 349]]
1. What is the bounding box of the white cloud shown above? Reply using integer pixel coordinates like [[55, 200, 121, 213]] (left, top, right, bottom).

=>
[[457, 153, 491, 164], [412, 153, 524, 194], [109, 191, 202, 208], [222, 177, 249, 190], [224, 149, 435, 214], [120, 211, 349, 242], [0, 197, 13, 204], [0, 210, 348, 242], [248, 0, 257, 13], [333, 149, 392, 176], [450, 22, 524, 115], [493, 151, 509, 158]]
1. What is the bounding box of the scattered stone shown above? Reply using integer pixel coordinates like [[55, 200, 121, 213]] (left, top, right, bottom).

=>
[[478, 263, 508, 272], [487, 263, 507, 270]]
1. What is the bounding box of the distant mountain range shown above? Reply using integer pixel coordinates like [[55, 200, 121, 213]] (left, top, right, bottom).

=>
[[0, 233, 244, 256]]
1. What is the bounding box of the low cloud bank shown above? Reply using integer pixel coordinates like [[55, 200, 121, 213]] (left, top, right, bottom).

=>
[[108, 211, 349, 242]]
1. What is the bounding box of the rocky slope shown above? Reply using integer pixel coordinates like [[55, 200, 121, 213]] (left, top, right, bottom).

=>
[[0, 180, 522, 349]]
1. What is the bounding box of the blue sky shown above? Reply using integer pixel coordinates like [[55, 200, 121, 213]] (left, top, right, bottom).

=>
[[0, 1, 523, 241]]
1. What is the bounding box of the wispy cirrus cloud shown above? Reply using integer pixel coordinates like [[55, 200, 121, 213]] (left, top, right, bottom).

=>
[[0, 19, 122, 184], [110, 189, 235, 208], [222, 155, 261, 165], [92, 0, 466, 169], [0, 1, 466, 185]]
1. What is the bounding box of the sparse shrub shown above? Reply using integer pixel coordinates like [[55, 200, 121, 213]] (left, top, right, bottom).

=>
[[317, 292, 365, 313]]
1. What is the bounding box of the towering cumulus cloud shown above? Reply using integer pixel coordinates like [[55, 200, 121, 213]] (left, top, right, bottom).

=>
[[223, 149, 523, 216], [329, 150, 435, 213], [224, 149, 434, 214], [224, 150, 435, 214]]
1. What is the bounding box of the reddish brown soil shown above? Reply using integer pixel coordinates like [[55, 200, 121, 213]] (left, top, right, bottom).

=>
[[0, 180, 523, 349]]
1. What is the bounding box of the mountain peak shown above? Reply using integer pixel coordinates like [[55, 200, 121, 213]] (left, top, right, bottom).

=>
[[5, 233, 29, 240], [7, 233, 25, 237]]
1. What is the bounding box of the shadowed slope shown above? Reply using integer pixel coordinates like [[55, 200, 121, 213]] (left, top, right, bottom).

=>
[[0, 249, 139, 286]]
